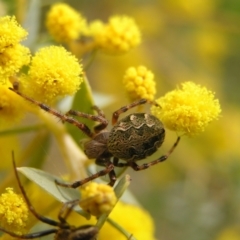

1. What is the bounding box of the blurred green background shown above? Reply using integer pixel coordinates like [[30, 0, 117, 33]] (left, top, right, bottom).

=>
[[1, 0, 240, 239]]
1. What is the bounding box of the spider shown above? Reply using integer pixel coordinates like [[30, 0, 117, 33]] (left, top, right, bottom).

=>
[[10, 87, 180, 187], [0, 153, 98, 240]]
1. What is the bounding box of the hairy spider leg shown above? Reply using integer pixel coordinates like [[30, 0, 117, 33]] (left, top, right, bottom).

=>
[[130, 136, 181, 170], [112, 98, 159, 125], [66, 105, 108, 134], [9, 88, 94, 138], [55, 160, 115, 188]]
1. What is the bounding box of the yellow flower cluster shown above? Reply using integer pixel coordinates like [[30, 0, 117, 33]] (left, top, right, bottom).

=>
[[123, 65, 156, 101], [0, 16, 30, 83], [92, 15, 141, 54], [151, 81, 221, 136], [79, 182, 117, 217], [46, 3, 86, 43], [0, 188, 29, 235], [19, 46, 83, 104]]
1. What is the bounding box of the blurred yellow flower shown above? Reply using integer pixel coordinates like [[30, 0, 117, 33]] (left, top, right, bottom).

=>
[[85, 20, 105, 37], [151, 81, 221, 136], [0, 81, 27, 127], [0, 16, 28, 50], [80, 182, 117, 217], [94, 15, 141, 54], [46, 3, 86, 43], [163, 0, 214, 20], [19, 46, 83, 104], [194, 29, 227, 63], [123, 65, 156, 101], [99, 201, 156, 240], [215, 226, 240, 240], [0, 188, 29, 235]]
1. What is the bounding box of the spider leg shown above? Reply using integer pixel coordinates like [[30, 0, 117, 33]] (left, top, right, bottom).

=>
[[0, 227, 57, 239], [12, 153, 60, 227], [55, 161, 115, 188], [66, 109, 108, 134], [112, 99, 159, 125], [57, 199, 79, 223], [129, 136, 181, 171], [92, 105, 108, 132], [92, 105, 106, 118], [9, 88, 94, 138], [108, 168, 117, 186]]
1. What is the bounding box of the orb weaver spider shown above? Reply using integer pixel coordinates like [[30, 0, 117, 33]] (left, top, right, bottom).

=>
[[10, 87, 180, 187], [0, 153, 98, 239]]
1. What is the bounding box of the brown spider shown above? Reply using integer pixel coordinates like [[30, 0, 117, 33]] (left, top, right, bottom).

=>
[[0, 153, 98, 240], [10, 87, 180, 187]]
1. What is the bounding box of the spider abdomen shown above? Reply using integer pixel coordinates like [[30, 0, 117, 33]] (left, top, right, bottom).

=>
[[107, 113, 165, 161]]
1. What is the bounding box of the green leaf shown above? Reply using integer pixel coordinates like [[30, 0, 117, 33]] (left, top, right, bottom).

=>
[[18, 167, 90, 219], [66, 75, 95, 145]]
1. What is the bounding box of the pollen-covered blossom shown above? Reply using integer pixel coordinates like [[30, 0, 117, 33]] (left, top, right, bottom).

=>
[[93, 15, 141, 54], [123, 65, 156, 101], [46, 3, 86, 43], [151, 81, 221, 136], [0, 81, 27, 127], [79, 182, 117, 217], [19, 46, 83, 104], [0, 44, 30, 80], [0, 188, 29, 235], [0, 16, 30, 83], [0, 16, 28, 50]]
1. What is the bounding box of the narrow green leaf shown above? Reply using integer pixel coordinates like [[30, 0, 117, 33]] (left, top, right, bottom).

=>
[[66, 75, 95, 145], [18, 167, 90, 218], [107, 218, 138, 240]]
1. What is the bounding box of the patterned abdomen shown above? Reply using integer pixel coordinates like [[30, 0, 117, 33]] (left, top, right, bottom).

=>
[[107, 113, 165, 161]]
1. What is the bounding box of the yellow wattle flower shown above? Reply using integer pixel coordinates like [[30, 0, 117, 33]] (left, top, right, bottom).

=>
[[0, 44, 30, 82], [123, 65, 156, 101], [0, 188, 29, 235], [94, 15, 141, 54], [0, 16, 28, 50], [19, 46, 83, 104], [46, 3, 86, 43], [80, 182, 117, 217], [151, 81, 221, 136]]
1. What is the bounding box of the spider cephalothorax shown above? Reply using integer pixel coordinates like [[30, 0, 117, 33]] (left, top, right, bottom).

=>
[[10, 87, 180, 187]]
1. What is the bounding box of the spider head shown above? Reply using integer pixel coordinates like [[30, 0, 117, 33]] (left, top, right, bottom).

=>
[[84, 130, 111, 159]]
